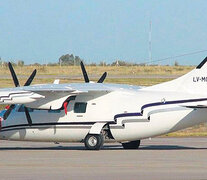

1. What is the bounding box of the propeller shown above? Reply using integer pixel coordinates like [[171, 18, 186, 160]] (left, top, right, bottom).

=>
[[80, 61, 90, 83], [24, 69, 37, 86], [8, 62, 20, 87], [24, 106, 32, 126], [3, 62, 37, 126], [80, 61, 107, 83], [97, 72, 107, 83]]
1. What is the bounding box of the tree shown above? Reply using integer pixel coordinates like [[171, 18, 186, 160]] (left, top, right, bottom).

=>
[[59, 54, 83, 66], [174, 61, 179, 66], [17, 60, 24, 66], [74, 56, 81, 65], [111, 60, 128, 66], [99, 61, 106, 66]]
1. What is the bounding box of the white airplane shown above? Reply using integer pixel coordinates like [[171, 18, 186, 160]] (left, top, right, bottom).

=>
[[0, 58, 207, 150]]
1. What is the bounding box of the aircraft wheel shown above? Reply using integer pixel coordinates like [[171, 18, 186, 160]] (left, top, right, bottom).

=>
[[122, 140, 140, 149], [84, 134, 104, 150]]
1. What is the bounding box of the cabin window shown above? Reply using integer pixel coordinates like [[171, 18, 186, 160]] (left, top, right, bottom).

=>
[[18, 105, 34, 112], [74, 102, 87, 113]]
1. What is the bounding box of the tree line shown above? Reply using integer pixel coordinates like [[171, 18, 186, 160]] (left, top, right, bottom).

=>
[[0, 54, 181, 66]]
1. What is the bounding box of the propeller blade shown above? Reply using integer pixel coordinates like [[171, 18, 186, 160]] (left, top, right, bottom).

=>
[[5, 64, 36, 121], [3, 104, 16, 120], [8, 62, 20, 87], [97, 72, 107, 83], [24, 69, 37, 86], [80, 61, 90, 83], [24, 107, 32, 126]]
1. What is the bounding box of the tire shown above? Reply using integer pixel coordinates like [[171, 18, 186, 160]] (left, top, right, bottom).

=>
[[122, 140, 141, 149], [84, 134, 104, 150]]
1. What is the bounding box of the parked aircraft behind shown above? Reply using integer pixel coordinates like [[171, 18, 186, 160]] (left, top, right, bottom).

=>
[[0, 59, 207, 150]]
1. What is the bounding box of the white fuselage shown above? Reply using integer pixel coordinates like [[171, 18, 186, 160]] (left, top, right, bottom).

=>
[[0, 84, 206, 143]]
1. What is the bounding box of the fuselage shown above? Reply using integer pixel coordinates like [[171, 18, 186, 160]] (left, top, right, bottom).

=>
[[0, 83, 206, 143]]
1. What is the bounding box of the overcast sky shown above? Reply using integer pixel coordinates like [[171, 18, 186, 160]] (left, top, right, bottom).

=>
[[1, 0, 207, 65]]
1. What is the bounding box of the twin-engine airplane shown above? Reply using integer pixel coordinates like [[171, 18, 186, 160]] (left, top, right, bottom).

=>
[[0, 58, 207, 150]]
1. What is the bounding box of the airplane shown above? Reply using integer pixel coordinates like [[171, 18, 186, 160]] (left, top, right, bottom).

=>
[[0, 58, 207, 150]]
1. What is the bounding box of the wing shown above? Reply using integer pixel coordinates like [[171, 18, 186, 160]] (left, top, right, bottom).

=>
[[0, 83, 141, 110], [0, 89, 45, 104]]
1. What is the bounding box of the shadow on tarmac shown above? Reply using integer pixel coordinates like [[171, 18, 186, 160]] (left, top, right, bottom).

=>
[[139, 145, 207, 150], [0, 144, 206, 151]]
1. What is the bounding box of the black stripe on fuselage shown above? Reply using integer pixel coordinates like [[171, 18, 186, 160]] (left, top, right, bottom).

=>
[[0, 122, 93, 130], [0, 121, 113, 131], [114, 97, 207, 120], [0, 125, 93, 133]]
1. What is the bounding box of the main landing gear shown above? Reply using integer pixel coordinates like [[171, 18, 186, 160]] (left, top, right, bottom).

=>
[[122, 140, 141, 149], [84, 133, 141, 150], [84, 134, 104, 150]]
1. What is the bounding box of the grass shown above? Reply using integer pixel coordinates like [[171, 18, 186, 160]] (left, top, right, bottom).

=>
[[0, 78, 174, 88], [0, 64, 205, 137], [0, 65, 194, 76], [164, 124, 207, 137], [105, 78, 173, 86]]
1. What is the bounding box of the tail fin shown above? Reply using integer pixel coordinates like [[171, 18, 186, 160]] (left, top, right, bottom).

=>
[[145, 57, 207, 95]]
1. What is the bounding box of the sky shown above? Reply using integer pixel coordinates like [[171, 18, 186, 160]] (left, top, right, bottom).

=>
[[0, 0, 207, 65]]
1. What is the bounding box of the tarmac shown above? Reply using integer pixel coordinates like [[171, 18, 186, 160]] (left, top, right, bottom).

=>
[[0, 137, 207, 180]]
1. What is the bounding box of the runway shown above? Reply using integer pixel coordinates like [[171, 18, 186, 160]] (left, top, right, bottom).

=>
[[0, 137, 207, 180]]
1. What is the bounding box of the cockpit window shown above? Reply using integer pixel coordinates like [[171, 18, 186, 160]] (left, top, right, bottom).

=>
[[18, 105, 34, 112], [74, 102, 87, 113]]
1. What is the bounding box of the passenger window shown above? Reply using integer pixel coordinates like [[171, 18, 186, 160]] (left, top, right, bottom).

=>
[[18, 105, 33, 112], [74, 102, 87, 113]]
